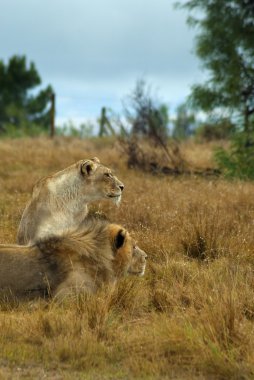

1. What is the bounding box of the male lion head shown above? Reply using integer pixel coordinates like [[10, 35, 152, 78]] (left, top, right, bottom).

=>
[[108, 224, 147, 277], [79, 157, 124, 205]]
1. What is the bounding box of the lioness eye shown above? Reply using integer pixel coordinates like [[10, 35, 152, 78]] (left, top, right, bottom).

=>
[[104, 173, 111, 177]]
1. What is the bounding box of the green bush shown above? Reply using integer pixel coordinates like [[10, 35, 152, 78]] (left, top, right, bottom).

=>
[[195, 119, 236, 141], [214, 132, 254, 179], [56, 121, 94, 138], [1, 122, 48, 138]]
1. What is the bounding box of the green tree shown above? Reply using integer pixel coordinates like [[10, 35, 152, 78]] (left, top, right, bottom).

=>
[[172, 103, 196, 139], [176, 0, 254, 136], [0, 55, 53, 134], [176, 0, 254, 178]]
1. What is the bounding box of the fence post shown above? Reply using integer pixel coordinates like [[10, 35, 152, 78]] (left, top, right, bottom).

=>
[[50, 92, 55, 138]]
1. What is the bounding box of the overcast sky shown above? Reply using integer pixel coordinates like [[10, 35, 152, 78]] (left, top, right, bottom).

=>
[[0, 0, 205, 125]]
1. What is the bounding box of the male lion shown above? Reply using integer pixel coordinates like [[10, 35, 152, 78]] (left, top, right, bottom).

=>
[[17, 157, 124, 245], [0, 218, 147, 300]]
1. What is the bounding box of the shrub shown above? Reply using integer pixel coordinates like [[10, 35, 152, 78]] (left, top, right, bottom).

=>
[[195, 119, 236, 141], [215, 132, 254, 179]]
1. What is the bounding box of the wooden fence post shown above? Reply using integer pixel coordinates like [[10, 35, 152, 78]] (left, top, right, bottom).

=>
[[50, 92, 55, 138]]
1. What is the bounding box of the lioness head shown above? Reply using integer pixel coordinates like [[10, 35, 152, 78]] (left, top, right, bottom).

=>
[[108, 224, 147, 277], [79, 157, 124, 205]]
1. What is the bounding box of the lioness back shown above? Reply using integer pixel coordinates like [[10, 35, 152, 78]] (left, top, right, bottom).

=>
[[17, 157, 124, 245]]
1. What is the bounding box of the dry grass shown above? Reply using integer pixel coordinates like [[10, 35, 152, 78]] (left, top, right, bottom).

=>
[[0, 136, 254, 379]]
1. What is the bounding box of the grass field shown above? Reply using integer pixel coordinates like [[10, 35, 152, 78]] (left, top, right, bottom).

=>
[[0, 137, 254, 379]]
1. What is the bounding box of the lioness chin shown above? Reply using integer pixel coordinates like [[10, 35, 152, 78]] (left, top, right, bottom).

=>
[[0, 218, 147, 300], [17, 157, 124, 245]]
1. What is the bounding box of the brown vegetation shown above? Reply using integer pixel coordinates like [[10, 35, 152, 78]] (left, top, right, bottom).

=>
[[0, 136, 254, 379], [118, 136, 221, 178]]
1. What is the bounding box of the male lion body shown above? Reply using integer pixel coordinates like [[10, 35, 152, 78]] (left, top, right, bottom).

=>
[[0, 219, 147, 300], [17, 158, 124, 245]]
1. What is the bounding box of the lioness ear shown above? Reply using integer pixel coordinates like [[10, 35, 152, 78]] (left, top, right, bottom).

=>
[[81, 160, 96, 176], [91, 157, 100, 164], [115, 229, 126, 249]]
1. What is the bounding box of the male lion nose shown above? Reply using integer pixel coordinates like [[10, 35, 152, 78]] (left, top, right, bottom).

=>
[[119, 185, 124, 192]]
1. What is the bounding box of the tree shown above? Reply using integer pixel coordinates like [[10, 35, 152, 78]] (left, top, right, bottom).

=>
[[0, 55, 53, 134], [124, 79, 169, 139], [176, 0, 254, 136], [119, 80, 187, 172], [172, 103, 196, 139]]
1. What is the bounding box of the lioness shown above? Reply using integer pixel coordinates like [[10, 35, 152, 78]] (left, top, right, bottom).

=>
[[0, 218, 147, 300], [17, 157, 124, 245]]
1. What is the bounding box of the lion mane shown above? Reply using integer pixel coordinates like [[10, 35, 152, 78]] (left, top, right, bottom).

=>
[[0, 218, 147, 300]]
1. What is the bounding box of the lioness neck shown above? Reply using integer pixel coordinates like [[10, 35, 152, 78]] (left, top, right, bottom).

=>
[[25, 172, 92, 243], [48, 172, 89, 208], [36, 172, 90, 239]]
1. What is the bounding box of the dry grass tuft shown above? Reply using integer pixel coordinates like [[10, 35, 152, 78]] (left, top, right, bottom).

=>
[[178, 205, 230, 261], [0, 137, 254, 379]]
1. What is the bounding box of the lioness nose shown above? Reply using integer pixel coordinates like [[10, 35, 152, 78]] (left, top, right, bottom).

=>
[[119, 185, 124, 192]]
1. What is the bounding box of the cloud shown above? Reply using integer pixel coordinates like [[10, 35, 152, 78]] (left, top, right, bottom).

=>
[[0, 0, 204, 122]]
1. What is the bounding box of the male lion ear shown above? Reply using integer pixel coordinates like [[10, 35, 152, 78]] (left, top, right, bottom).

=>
[[91, 157, 100, 164], [115, 229, 126, 249], [81, 160, 95, 176]]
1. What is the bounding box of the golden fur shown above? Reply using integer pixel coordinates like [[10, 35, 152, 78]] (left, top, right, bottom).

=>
[[17, 157, 124, 245], [0, 219, 147, 300]]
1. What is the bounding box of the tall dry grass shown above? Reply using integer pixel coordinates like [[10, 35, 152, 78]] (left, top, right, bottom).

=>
[[0, 136, 254, 379]]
